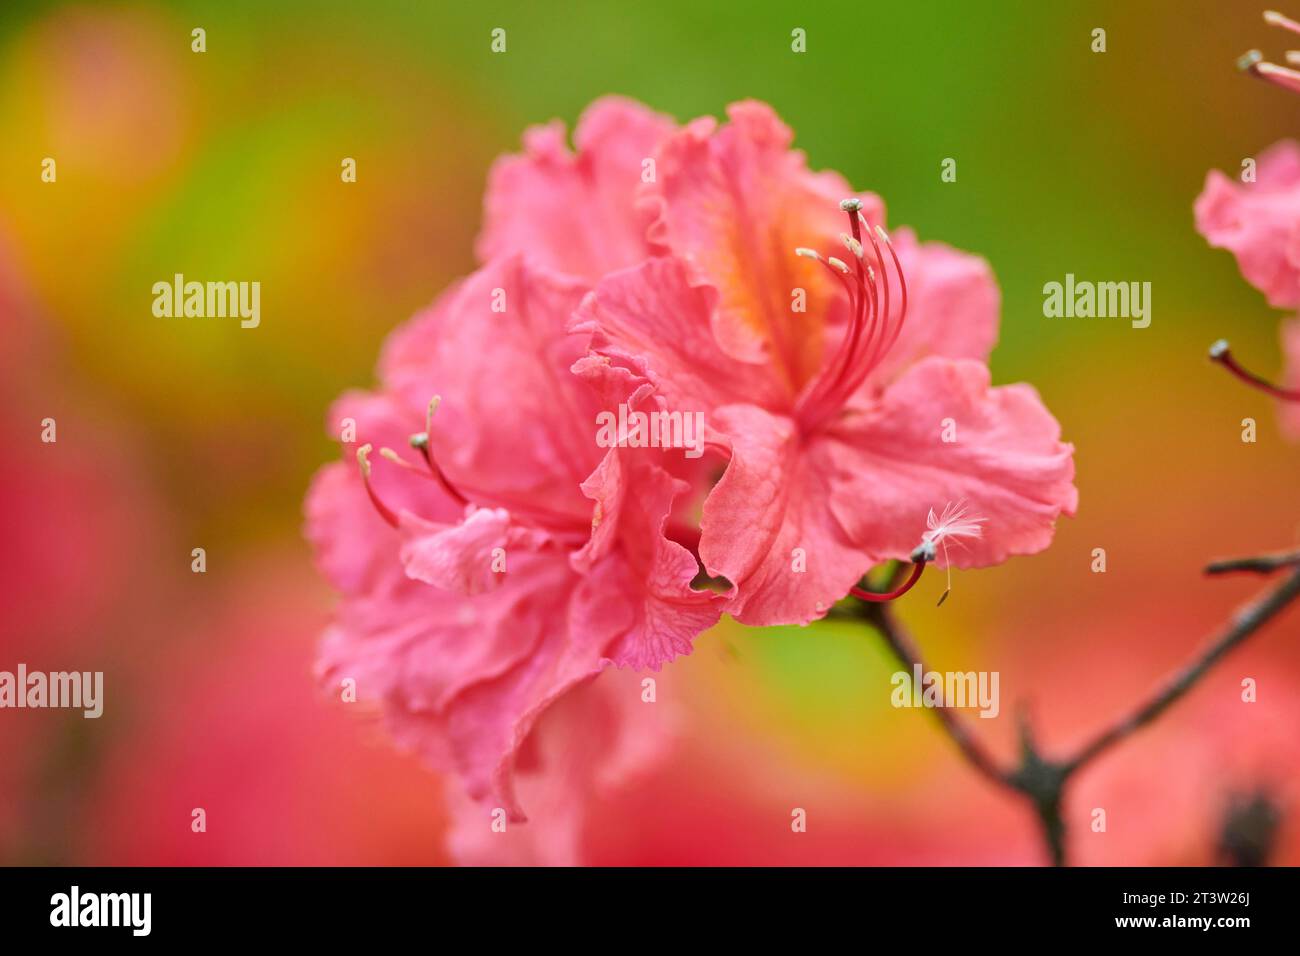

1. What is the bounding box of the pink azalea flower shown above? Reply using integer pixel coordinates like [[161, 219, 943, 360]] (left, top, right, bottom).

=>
[[574, 101, 1077, 625], [306, 254, 721, 825], [1195, 139, 1300, 309]]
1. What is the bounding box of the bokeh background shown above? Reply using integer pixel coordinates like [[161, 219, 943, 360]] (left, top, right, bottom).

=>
[[3, 0, 1300, 865]]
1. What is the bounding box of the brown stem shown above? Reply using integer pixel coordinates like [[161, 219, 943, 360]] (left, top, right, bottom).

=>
[[847, 561, 1300, 866], [1063, 564, 1300, 774], [1205, 549, 1300, 576]]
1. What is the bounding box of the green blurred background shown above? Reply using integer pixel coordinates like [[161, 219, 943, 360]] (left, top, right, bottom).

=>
[[3, 0, 1300, 864]]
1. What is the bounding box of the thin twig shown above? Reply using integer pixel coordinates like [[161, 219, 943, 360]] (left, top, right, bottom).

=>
[[1205, 549, 1300, 576], [848, 561, 1300, 866], [1064, 564, 1300, 774]]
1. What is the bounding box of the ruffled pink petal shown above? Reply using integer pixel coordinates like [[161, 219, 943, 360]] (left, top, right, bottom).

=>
[[642, 99, 883, 390], [317, 548, 603, 821], [572, 448, 723, 669], [377, 255, 601, 530], [444, 667, 674, 864], [697, 403, 872, 625], [571, 254, 790, 413], [827, 357, 1078, 570], [399, 507, 550, 595], [1195, 140, 1300, 308], [1281, 318, 1300, 440], [436, 584, 623, 819], [699, 359, 1076, 626], [476, 96, 676, 282]]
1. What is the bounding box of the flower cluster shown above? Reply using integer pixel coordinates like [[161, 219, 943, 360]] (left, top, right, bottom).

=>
[[304, 97, 1077, 860]]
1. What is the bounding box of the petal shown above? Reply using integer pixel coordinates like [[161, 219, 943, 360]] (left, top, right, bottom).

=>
[[1195, 140, 1300, 308], [476, 96, 676, 282], [317, 549, 607, 821], [697, 404, 870, 625], [398, 507, 550, 595], [438, 585, 619, 819], [571, 254, 789, 413], [642, 99, 884, 391], [377, 255, 601, 529], [573, 447, 724, 668], [827, 357, 1078, 569], [443, 667, 674, 864], [698, 360, 1077, 626]]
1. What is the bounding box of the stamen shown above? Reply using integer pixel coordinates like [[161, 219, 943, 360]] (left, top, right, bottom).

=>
[[410, 396, 471, 504], [379, 446, 436, 478], [1265, 9, 1300, 34], [356, 443, 399, 529], [1209, 339, 1300, 400], [792, 198, 913, 430], [1238, 12, 1300, 94], [863, 226, 909, 376], [1253, 58, 1300, 93]]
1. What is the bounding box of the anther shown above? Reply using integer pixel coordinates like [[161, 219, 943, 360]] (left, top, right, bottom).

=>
[[1265, 9, 1300, 34]]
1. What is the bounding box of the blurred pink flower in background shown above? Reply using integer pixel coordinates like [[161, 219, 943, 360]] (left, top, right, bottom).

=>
[[0, 224, 163, 862], [1197, 140, 1300, 437], [81, 557, 451, 865], [1196, 140, 1300, 309]]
